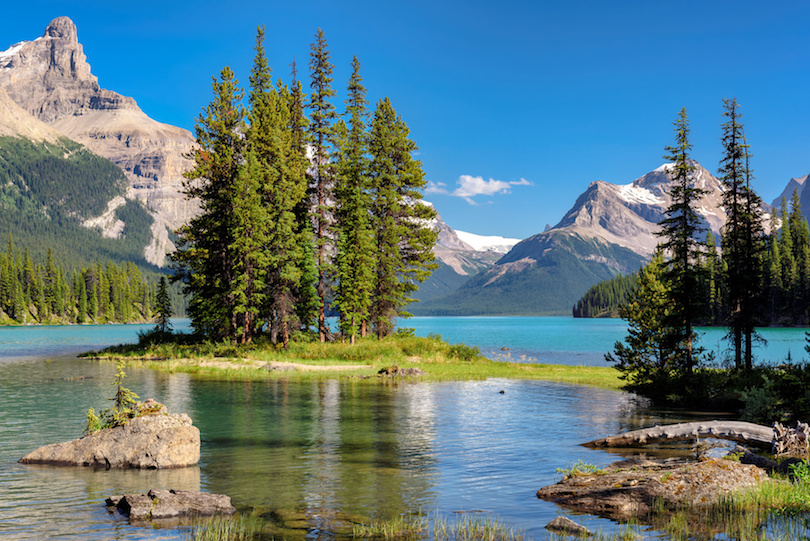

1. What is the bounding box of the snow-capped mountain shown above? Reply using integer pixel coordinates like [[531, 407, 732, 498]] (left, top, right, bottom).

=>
[[454, 230, 520, 254], [414, 162, 760, 316]]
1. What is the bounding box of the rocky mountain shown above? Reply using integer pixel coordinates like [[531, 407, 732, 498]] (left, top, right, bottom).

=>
[[413, 162, 733, 315], [0, 17, 195, 265], [416, 211, 506, 302], [772, 173, 810, 223]]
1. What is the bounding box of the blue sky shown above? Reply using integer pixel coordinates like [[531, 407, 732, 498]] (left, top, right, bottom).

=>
[[2, 1, 809, 239]]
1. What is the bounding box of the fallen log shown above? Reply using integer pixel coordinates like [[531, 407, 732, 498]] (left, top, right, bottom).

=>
[[583, 421, 773, 449]]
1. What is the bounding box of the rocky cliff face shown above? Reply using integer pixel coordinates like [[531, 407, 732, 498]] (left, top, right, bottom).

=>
[[0, 17, 195, 265], [553, 162, 727, 257]]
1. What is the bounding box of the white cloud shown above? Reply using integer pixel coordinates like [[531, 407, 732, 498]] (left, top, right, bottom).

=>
[[425, 181, 448, 195], [441, 175, 533, 205]]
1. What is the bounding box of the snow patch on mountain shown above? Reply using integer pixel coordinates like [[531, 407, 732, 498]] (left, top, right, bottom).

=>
[[617, 183, 664, 205], [455, 230, 521, 253]]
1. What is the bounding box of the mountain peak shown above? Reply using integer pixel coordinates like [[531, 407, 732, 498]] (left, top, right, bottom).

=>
[[44, 17, 78, 42]]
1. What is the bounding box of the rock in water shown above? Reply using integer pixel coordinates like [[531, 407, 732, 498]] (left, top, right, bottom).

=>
[[107, 489, 236, 522], [545, 516, 593, 536], [19, 413, 200, 469]]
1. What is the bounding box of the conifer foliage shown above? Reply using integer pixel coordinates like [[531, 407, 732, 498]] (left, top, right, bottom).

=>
[[172, 27, 437, 345]]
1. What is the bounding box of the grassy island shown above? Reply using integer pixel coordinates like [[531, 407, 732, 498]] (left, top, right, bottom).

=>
[[84, 332, 623, 390]]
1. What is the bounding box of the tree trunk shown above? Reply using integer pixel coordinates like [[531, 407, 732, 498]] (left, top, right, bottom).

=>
[[583, 421, 773, 449]]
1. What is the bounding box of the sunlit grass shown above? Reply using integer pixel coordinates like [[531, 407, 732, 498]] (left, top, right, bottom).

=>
[[351, 514, 428, 539], [186, 513, 264, 541], [86, 333, 624, 389]]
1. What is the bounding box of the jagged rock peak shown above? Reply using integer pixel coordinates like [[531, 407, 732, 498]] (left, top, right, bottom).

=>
[[44, 17, 78, 42]]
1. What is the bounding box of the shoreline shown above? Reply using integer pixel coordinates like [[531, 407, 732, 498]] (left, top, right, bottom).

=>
[[83, 335, 625, 390]]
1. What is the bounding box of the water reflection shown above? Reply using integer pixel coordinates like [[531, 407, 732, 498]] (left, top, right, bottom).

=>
[[0, 355, 760, 541]]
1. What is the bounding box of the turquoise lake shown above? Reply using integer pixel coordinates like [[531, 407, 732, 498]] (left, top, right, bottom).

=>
[[1, 317, 809, 540]]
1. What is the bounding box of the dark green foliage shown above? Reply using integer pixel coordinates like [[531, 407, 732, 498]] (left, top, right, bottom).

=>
[[0, 136, 124, 219], [607, 251, 686, 395], [368, 97, 438, 337], [656, 108, 706, 374], [334, 56, 374, 343], [573, 272, 638, 317], [308, 28, 339, 342], [719, 98, 766, 370], [172, 66, 249, 341], [154, 276, 172, 333], [0, 234, 156, 324]]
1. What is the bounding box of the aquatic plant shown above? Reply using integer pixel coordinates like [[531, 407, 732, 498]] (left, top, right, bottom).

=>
[[187, 513, 264, 540]]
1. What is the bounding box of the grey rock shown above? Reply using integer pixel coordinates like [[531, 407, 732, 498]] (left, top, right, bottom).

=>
[[545, 516, 593, 537], [0, 17, 196, 266], [108, 489, 236, 521], [19, 413, 200, 469]]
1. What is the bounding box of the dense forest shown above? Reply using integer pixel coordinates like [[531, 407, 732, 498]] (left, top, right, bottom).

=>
[[172, 27, 437, 345], [0, 235, 157, 324], [573, 273, 637, 318], [0, 135, 156, 268]]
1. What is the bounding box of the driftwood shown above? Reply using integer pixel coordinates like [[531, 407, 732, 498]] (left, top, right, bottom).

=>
[[773, 422, 810, 458], [583, 421, 773, 449]]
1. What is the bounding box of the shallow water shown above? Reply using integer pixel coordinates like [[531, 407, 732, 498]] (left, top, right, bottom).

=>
[[1, 318, 809, 540]]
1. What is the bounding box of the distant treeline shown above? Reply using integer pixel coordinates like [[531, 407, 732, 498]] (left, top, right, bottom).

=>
[[574, 191, 810, 327], [573, 273, 637, 318], [0, 235, 157, 325]]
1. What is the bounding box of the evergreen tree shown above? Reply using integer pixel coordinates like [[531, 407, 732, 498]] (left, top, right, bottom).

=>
[[656, 108, 706, 374], [607, 251, 680, 391], [172, 66, 248, 341], [247, 27, 309, 347], [289, 59, 320, 333], [307, 28, 338, 342], [719, 98, 765, 370], [334, 56, 375, 343], [154, 276, 173, 333], [367, 98, 438, 338]]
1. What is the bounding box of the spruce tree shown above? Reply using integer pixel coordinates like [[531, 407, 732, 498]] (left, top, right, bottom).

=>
[[719, 98, 765, 370], [307, 28, 338, 342], [607, 251, 680, 392], [154, 276, 173, 333], [656, 108, 706, 375], [334, 56, 374, 343], [368, 98, 437, 338], [172, 66, 248, 341]]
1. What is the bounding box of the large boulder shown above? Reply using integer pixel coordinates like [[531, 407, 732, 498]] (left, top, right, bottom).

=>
[[107, 489, 236, 522], [19, 413, 200, 469]]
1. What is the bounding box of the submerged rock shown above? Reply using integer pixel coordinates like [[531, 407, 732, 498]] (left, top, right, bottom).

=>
[[19, 412, 200, 469], [107, 489, 235, 522], [378, 365, 426, 377], [545, 516, 592, 537], [537, 458, 768, 520]]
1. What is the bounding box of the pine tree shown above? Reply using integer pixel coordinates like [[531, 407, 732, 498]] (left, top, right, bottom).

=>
[[367, 98, 437, 338], [172, 66, 248, 341], [307, 28, 338, 342], [289, 59, 320, 334], [607, 251, 680, 391], [719, 98, 765, 370], [154, 276, 173, 333], [334, 57, 375, 343], [656, 108, 706, 375], [247, 27, 309, 347]]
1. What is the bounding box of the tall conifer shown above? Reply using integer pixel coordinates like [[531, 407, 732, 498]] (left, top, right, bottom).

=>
[[334, 57, 374, 343], [368, 98, 437, 338], [656, 108, 706, 375], [307, 28, 338, 342], [719, 98, 765, 370]]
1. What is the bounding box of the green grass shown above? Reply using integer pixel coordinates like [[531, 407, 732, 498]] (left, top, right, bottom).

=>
[[351, 514, 428, 539], [186, 513, 264, 540], [84, 333, 624, 390]]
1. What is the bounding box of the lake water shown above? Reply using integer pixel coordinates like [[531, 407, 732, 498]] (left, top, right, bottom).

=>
[[1, 317, 809, 540]]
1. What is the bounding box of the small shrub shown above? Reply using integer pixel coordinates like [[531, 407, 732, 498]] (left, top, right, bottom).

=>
[[447, 343, 480, 362], [556, 459, 605, 478]]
